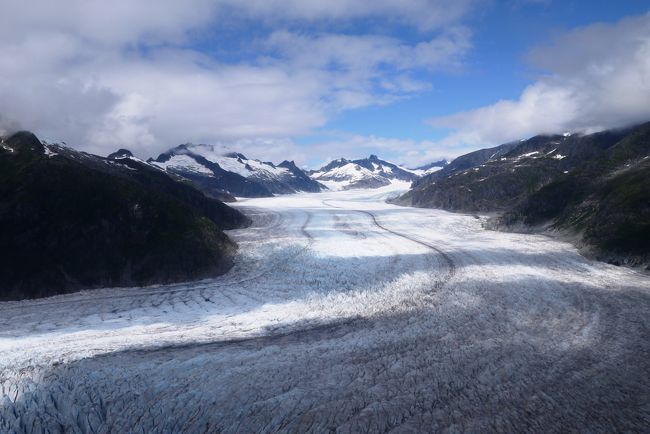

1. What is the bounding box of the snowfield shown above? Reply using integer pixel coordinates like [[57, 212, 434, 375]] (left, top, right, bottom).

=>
[[1, 184, 649, 433]]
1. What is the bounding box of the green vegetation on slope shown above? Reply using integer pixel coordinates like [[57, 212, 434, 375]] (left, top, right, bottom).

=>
[[0, 131, 251, 300], [396, 122, 650, 267]]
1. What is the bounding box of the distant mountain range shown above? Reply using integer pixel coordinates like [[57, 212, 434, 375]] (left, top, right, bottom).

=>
[[149, 145, 448, 195], [0, 132, 250, 300], [308, 154, 430, 190], [393, 123, 650, 268], [149, 144, 324, 199]]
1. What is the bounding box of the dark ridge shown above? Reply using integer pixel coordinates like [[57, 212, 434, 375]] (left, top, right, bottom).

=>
[[0, 132, 251, 300], [393, 122, 650, 267], [107, 149, 133, 159]]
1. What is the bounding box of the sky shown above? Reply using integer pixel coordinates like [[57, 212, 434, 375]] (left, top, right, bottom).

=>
[[0, 1, 649, 168]]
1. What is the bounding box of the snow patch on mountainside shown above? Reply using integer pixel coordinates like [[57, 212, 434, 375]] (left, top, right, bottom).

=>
[[406, 165, 444, 177], [152, 154, 214, 174], [189, 145, 291, 179], [149, 143, 322, 196], [311, 162, 389, 191]]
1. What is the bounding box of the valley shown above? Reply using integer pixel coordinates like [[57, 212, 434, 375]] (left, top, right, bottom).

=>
[[1, 184, 648, 433]]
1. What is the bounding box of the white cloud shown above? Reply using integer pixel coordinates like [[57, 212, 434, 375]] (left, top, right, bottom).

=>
[[0, 0, 218, 47], [0, 0, 475, 158], [428, 12, 650, 148], [266, 28, 470, 73], [220, 0, 476, 30], [265, 28, 471, 111]]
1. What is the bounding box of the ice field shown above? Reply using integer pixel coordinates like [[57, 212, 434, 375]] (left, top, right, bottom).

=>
[[1, 183, 649, 433]]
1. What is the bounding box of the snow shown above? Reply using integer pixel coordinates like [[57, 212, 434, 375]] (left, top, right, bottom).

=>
[[112, 153, 147, 164], [311, 162, 383, 188], [42, 146, 57, 157], [318, 163, 365, 180], [206, 155, 290, 179], [37, 141, 60, 158], [190, 145, 290, 179], [151, 144, 291, 180], [311, 157, 426, 192], [212, 154, 254, 176], [108, 160, 137, 171], [310, 160, 407, 190], [317, 179, 351, 191], [150, 154, 213, 174], [517, 151, 540, 158], [1, 185, 649, 432], [405, 165, 443, 176], [246, 158, 290, 178]]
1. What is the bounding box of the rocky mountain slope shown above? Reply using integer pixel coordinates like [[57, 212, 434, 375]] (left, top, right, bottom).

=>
[[0, 132, 250, 300], [309, 155, 419, 190], [500, 124, 650, 266], [394, 123, 650, 267], [149, 144, 323, 198], [408, 142, 518, 193]]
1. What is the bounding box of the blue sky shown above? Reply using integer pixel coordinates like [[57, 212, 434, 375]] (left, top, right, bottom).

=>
[[297, 0, 650, 166], [1, 0, 649, 168]]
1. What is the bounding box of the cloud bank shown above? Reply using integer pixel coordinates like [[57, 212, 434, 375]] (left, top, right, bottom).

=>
[[0, 0, 474, 160], [430, 13, 650, 149], [2, 2, 648, 166]]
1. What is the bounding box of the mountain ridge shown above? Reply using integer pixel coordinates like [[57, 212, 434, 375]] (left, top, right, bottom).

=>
[[0, 131, 250, 300], [392, 123, 650, 268], [308, 154, 421, 190], [149, 143, 324, 198]]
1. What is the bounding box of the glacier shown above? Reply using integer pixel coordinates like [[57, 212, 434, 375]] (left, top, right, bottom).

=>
[[1, 184, 648, 433]]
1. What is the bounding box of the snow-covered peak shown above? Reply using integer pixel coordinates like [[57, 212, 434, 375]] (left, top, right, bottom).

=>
[[152, 154, 213, 175], [310, 155, 420, 190], [312, 162, 371, 181], [150, 143, 291, 180], [149, 142, 323, 196]]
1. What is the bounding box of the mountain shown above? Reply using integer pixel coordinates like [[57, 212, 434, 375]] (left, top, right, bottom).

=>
[[107, 148, 134, 159], [408, 142, 518, 192], [309, 155, 419, 190], [393, 123, 650, 267], [395, 129, 631, 211], [149, 144, 323, 198], [0, 131, 250, 301], [499, 124, 650, 267]]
